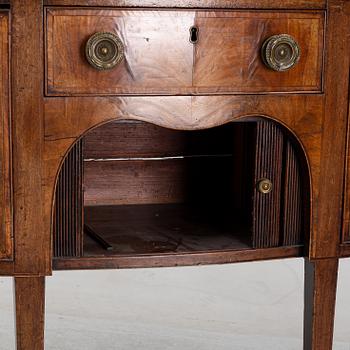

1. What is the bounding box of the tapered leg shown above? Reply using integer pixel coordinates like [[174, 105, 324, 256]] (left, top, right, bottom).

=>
[[14, 277, 45, 350], [304, 258, 339, 350]]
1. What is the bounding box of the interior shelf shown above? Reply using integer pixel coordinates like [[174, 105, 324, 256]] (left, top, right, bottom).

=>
[[84, 203, 250, 256]]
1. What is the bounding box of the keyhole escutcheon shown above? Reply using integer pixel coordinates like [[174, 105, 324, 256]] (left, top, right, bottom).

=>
[[190, 26, 199, 44]]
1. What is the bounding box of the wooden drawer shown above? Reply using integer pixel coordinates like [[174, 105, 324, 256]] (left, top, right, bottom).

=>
[[193, 11, 324, 93], [0, 12, 12, 261], [46, 8, 324, 96]]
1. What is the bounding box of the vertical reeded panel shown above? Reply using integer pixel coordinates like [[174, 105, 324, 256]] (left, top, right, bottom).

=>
[[252, 121, 304, 248], [53, 140, 83, 257], [0, 12, 12, 261], [282, 140, 303, 246], [252, 121, 284, 248]]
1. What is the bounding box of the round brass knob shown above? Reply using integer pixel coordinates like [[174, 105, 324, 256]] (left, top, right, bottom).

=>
[[85, 32, 124, 70], [257, 178, 273, 194], [261, 34, 300, 72]]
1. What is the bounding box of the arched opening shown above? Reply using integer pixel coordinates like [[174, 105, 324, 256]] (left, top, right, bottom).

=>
[[53, 118, 309, 263]]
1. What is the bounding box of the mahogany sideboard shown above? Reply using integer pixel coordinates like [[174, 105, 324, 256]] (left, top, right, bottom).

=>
[[0, 0, 350, 349]]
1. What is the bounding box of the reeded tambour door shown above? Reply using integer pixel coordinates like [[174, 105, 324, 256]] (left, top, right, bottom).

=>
[[0, 12, 12, 261]]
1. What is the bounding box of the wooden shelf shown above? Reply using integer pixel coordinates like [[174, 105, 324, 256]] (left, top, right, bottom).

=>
[[83, 203, 251, 257], [53, 202, 304, 269]]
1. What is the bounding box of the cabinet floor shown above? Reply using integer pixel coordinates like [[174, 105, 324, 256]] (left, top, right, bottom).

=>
[[84, 204, 250, 256]]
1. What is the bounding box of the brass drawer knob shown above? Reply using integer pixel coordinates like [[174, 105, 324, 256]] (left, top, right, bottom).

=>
[[261, 34, 300, 72], [85, 32, 124, 70], [257, 178, 273, 194]]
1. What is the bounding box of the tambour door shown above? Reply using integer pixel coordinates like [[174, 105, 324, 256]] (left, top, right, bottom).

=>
[[0, 12, 12, 261]]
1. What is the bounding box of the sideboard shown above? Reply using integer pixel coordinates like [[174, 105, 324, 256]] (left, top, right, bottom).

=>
[[0, 0, 350, 349]]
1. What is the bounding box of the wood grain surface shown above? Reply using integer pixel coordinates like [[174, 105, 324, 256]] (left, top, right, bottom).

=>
[[46, 9, 324, 95], [44, 94, 321, 262], [0, 12, 12, 261], [52, 118, 305, 261], [309, 0, 350, 258], [193, 11, 324, 93], [304, 258, 339, 350], [14, 277, 46, 350], [83, 122, 240, 206], [84, 204, 251, 255], [43, 0, 327, 9], [0, 1, 348, 350], [53, 245, 304, 270], [342, 56, 350, 246], [83, 120, 237, 159], [12, 0, 49, 275]]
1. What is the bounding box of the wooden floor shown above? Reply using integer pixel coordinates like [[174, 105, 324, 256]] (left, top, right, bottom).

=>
[[83, 203, 251, 256]]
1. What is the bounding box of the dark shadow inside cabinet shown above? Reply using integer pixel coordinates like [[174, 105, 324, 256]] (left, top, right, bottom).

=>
[[53, 119, 308, 262]]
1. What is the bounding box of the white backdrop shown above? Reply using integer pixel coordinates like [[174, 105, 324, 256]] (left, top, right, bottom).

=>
[[0, 258, 349, 350]]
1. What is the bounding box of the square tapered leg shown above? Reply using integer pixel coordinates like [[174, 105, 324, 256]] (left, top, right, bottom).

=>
[[14, 277, 45, 350], [304, 258, 339, 350]]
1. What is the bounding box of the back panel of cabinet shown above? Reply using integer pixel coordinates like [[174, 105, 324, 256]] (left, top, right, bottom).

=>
[[0, 12, 12, 261]]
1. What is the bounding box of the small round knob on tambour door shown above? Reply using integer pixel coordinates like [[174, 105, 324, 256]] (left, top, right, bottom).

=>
[[85, 32, 124, 70], [257, 178, 273, 194], [261, 34, 301, 72]]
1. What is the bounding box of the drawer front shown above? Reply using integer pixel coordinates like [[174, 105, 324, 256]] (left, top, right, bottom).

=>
[[193, 11, 324, 93], [46, 9, 324, 96], [46, 9, 195, 95], [0, 12, 12, 261]]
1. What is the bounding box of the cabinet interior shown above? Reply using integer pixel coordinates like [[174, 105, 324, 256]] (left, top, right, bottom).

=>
[[53, 119, 307, 259]]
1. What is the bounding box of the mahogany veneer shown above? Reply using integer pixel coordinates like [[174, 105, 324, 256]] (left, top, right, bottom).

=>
[[46, 9, 324, 95], [0, 11, 12, 261], [1, 1, 350, 350]]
